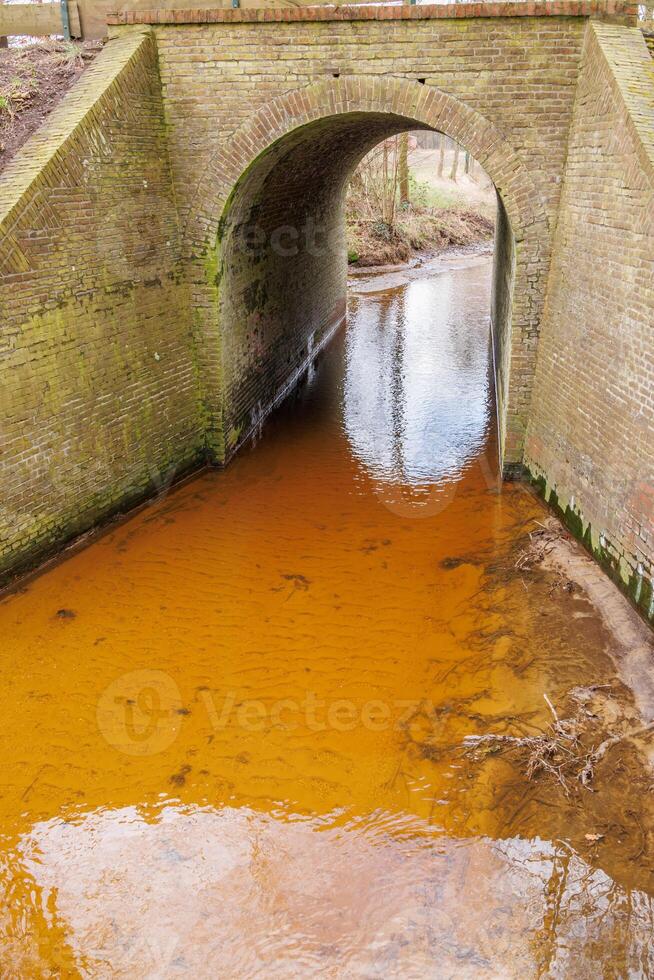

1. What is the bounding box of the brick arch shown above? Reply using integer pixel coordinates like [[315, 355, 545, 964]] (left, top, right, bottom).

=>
[[187, 74, 552, 469], [184, 74, 549, 255]]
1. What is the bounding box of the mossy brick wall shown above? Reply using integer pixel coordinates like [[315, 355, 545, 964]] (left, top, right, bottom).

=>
[[491, 192, 517, 473], [525, 22, 654, 622], [133, 6, 600, 464], [0, 30, 202, 584]]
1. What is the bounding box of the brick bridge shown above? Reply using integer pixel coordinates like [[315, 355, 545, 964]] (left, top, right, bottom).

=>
[[0, 1, 653, 620]]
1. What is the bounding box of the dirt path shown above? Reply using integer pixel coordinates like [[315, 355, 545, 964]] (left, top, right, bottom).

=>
[[409, 146, 497, 211]]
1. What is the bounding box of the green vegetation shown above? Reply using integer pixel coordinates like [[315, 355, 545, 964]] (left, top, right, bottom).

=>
[[0, 72, 38, 119]]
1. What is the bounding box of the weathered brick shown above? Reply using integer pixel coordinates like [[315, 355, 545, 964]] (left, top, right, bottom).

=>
[[0, 30, 203, 583], [525, 21, 654, 621]]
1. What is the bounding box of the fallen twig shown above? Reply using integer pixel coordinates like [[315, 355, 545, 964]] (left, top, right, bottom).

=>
[[462, 694, 654, 796]]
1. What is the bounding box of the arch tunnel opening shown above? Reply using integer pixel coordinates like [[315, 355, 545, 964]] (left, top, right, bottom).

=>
[[212, 111, 516, 466]]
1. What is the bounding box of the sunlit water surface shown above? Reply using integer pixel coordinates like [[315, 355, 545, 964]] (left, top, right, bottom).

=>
[[1, 253, 653, 977]]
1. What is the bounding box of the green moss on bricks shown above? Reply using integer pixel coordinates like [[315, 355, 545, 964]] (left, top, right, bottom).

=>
[[0, 27, 211, 587], [527, 467, 654, 626], [531, 473, 547, 498], [226, 425, 242, 450], [563, 503, 583, 541], [629, 567, 653, 614]]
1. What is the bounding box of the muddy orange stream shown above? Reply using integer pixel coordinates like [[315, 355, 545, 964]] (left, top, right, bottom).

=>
[[1, 253, 653, 976]]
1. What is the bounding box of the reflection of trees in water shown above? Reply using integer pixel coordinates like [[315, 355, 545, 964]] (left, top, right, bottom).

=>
[[344, 268, 490, 487], [490, 837, 654, 976], [0, 847, 81, 973], [382, 290, 407, 482], [2, 805, 652, 975]]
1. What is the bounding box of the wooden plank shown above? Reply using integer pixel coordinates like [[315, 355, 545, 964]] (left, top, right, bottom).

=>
[[69, 2, 82, 36], [0, 2, 81, 38]]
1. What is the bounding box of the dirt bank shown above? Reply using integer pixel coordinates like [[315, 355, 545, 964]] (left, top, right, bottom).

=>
[[346, 140, 497, 267], [346, 205, 495, 267], [518, 514, 654, 727], [0, 41, 100, 173]]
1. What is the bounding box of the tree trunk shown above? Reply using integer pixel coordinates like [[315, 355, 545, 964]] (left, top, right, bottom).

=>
[[388, 136, 399, 229], [450, 141, 460, 182], [437, 133, 445, 178], [382, 140, 389, 225], [349, 168, 364, 195], [398, 133, 409, 207]]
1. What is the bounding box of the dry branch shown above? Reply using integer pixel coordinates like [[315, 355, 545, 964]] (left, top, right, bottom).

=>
[[463, 691, 654, 796]]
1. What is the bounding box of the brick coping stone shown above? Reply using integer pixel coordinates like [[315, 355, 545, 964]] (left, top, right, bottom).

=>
[[107, 1, 638, 27]]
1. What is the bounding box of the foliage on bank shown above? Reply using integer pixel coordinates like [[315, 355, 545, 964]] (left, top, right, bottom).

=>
[[346, 202, 495, 267], [345, 137, 495, 267]]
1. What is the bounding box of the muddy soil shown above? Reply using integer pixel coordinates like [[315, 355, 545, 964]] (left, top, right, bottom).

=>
[[0, 41, 100, 172]]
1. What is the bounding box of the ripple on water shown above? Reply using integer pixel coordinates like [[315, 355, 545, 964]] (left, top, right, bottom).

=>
[[11, 803, 654, 977], [0, 254, 652, 975]]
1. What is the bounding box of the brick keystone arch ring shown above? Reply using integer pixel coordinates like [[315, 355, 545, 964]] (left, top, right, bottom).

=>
[[183, 74, 550, 256]]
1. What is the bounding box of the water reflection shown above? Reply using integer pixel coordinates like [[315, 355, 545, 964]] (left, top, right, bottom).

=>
[[344, 258, 491, 488], [7, 803, 654, 976]]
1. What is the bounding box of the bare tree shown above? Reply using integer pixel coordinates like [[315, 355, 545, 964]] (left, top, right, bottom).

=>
[[450, 141, 460, 182], [398, 133, 410, 207], [354, 136, 402, 231]]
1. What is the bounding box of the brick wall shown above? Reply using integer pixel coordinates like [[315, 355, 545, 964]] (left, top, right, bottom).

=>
[[525, 22, 654, 622], [2, 3, 651, 604], [491, 193, 517, 470], [138, 10, 592, 462], [0, 30, 203, 583]]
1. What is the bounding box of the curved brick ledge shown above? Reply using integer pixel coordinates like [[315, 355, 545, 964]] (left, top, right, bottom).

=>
[[107, 0, 637, 26]]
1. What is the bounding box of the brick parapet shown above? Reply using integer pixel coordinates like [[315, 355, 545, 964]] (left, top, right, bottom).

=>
[[107, 0, 638, 27]]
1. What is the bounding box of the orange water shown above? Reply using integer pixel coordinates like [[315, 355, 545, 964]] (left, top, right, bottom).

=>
[[1, 253, 653, 977]]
